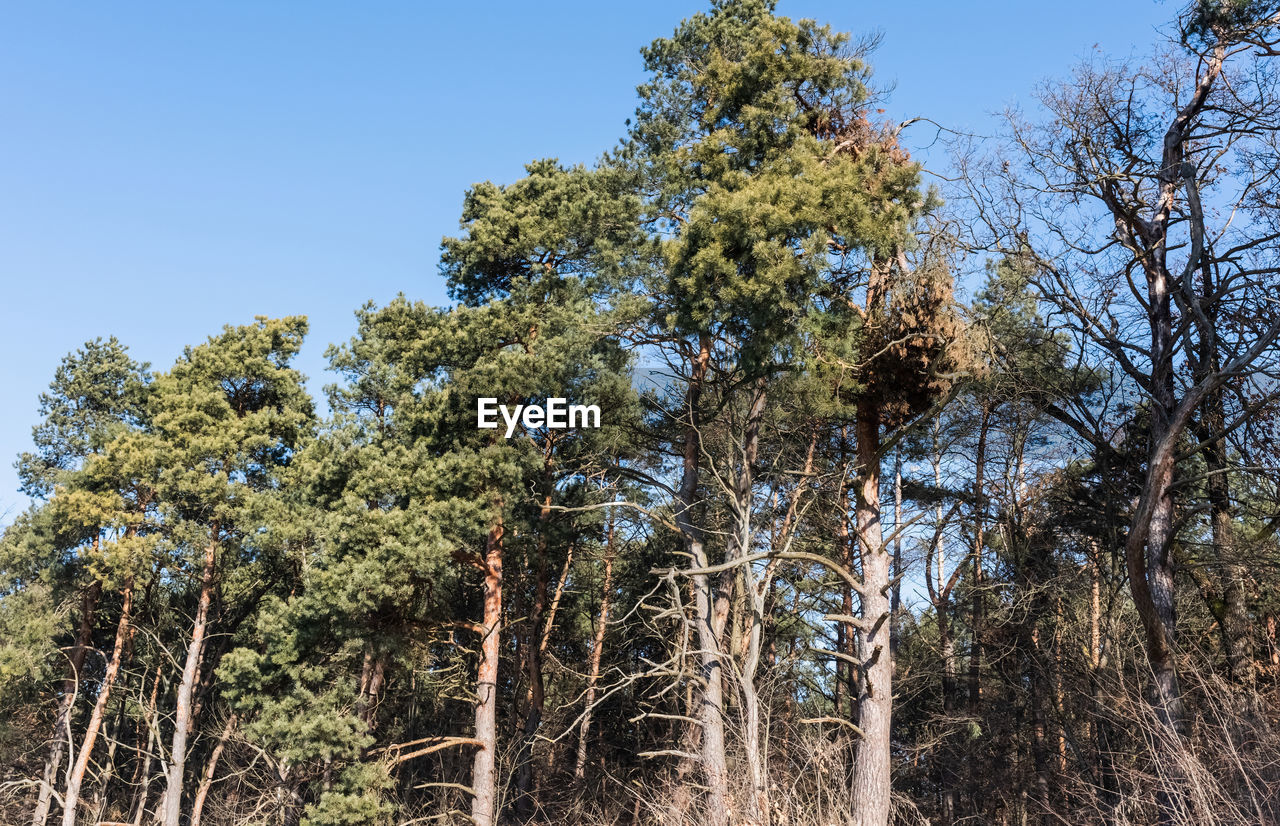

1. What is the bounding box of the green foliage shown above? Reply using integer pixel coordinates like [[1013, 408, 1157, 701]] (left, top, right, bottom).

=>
[[441, 160, 643, 304], [9, 4, 1273, 826], [632, 0, 931, 375], [17, 337, 150, 498], [302, 763, 395, 826], [1182, 0, 1280, 46]]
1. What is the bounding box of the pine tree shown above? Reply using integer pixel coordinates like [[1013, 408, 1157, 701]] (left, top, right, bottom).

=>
[[149, 317, 314, 826]]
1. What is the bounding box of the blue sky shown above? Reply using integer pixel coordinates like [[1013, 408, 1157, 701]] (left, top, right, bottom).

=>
[[0, 1, 1169, 523]]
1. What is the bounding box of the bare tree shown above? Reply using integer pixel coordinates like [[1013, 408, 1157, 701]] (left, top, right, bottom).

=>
[[959, 6, 1280, 821]]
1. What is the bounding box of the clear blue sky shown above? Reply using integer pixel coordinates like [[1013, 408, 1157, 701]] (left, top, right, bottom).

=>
[[0, 1, 1168, 523]]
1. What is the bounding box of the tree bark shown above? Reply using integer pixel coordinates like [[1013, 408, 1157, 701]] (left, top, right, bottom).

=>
[[851, 399, 891, 826], [731, 379, 770, 824], [890, 452, 903, 660], [471, 515, 505, 826], [60, 577, 133, 826], [930, 423, 958, 826], [88, 673, 130, 826], [839, 454, 859, 723], [676, 335, 732, 825], [189, 713, 236, 826], [1029, 624, 1052, 826], [967, 406, 988, 819], [128, 666, 162, 826], [575, 511, 615, 780], [1193, 259, 1253, 686], [32, 578, 101, 826], [540, 542, 574, 655], [516, 480, 553, 821], [161, 529, 220, 826]]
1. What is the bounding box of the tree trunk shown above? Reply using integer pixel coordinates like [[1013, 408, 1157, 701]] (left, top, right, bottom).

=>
[[932, 426, 958, 826], [88, 675, 130, 825], [839, 462, 857, 722], [356, 649, 385, 729], [890, 452, 903, 659], [575, 512, 615, 780], [32, 578, 100, 826], [189, 714, 236, 826], [1195, 290, 1253, 686], [939, 603, 958, 826], [516, 483, 553, 821], [676, 335, 732, 825], [1029, 624, 1052, 826], [471, 515, 505, 826], [851, 400, 891, 826], [128, 666, 162, 826], [60, 577, 133, 826], [540, 542, 574, 655], [732, 379, 770, 824], [967, 407, 988, 819], [1135, 49, 1226, 820], [161, 530, 220, 826]]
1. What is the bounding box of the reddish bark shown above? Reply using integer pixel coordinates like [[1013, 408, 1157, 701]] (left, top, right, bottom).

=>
[[59, 577, 133, 826], [471, 515, 505, 826]]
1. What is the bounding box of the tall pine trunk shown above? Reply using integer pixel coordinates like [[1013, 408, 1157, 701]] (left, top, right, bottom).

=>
[[60, 577, 133, 826], [732, 379, 769, 823], [128, 666, 162, 826], [851, 401, 890, 826], [967, 407, 988, 819], [675, 335, 731, 824], [471, 515, 505, 826], [189, 714, 236, 826], [516, 481, 553, 820], [161, 531, 219, 826], [575, 511, 615, 780]]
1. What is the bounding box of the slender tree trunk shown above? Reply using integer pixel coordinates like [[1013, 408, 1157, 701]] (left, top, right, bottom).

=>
[[967, 407, 988, 819], [939, 604, 958, 826], [89, 675, 130, 825], [1087, 540, 1102, 748], [1195, 326, 1253, 685], [60, 578, 133, 826], [931, 426, 958, 826], [1267, 613, 1279, 670], [676, 335, 732, 825], [540, 542, 574, 656], [890, 452, 903, 659], [355, 649, 385, 730], [1029, 623, 1052, 826], [843, 440, 862, 722], [516, 481, 553, 820], [471, 515, 505, 826], [851, 399, 890, 826], [32, 578, 101, 826], [836, 462, 852, 720], [128, 667, 162, 826], [1052, 596, 1067, 776], [1087, 542, 1119, 818], [575, 513, 615, 780], [189, 714, 236, 826], [539, 541, 575, 776], [162, 529, 220, 826], [732, 379, 770, 824]]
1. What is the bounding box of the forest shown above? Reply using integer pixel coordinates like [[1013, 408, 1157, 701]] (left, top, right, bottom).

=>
[[3, 1, 1280, 825]]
